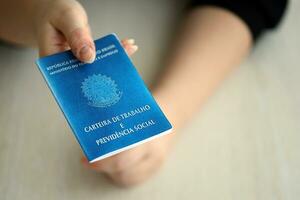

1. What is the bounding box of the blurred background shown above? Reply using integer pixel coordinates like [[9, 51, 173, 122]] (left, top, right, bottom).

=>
[[0, 0, 299, 199]]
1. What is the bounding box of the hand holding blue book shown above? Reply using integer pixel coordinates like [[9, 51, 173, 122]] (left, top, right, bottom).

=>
[[36, 34, 172, 163]]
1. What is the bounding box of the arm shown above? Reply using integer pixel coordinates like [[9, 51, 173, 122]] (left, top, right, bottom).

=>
[[153, 0, 288, 127], [0, 1, 36, 46], [0, 0, 96, 63], [153, 6, 252, 129], [0, 0, 138, 63], [0, 0, 137, 62], [82, 6, 252, 186]]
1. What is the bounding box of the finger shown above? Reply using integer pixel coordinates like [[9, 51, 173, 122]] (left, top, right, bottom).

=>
[[81, 147, 146, 173], [108, 153, 162, 187], [51, 3, 95, 63], [83, 149, 145, 173], [38, 23, 70, 57], [121, 39, 135, 45], [81, 156, 117, 172], [123, 44, 138, 56], [121, 39, 138, 56], [107, 148, 146, 173]]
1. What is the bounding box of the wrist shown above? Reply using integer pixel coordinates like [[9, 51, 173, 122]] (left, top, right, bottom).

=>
[[152, 89, 183, 131]]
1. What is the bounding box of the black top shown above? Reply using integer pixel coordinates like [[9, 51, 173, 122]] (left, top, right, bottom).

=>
[[189, 0, 288, 40]]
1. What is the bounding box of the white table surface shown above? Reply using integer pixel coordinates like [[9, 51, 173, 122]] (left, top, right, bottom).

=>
[[0, 0, 299, 199]]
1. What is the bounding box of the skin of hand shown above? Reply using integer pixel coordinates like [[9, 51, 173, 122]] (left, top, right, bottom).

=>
[[81, 6, 252, 187], [81, 132, 175, 186], [0, 0, 252, 187], [34, 0, 139, 62], [32, 0, 162, 186], [0, 0, 171, 187], [34, 1, 252, 187], [31, 0, 174, 186]]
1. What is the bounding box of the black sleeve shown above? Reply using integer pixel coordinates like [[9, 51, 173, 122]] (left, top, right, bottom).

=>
[[188, 0, 288, 40]]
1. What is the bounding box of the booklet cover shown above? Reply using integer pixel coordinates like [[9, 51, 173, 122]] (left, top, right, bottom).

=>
[[36, 34, 172, 163]]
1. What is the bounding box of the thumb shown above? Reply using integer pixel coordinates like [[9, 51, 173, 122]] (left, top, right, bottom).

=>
[[51, 3, 95, 63]]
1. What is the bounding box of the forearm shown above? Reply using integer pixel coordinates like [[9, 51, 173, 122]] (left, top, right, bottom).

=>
[[0, 0, 78, 47], [153, 6, 252, 129], [0, 0, 43, 45], [0, 0, 96, 63]]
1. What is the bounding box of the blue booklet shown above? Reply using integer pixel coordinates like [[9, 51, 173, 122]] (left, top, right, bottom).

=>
[[36, 34, 172, 163]]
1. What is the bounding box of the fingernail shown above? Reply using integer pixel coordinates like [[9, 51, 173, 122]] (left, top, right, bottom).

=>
[[79, 45, 95, 63], [127, 39, 135, 44]]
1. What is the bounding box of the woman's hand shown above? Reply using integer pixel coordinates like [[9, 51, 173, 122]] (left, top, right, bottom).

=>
[[81, 132, 175, 187], [35, 0, 138, 61], [34, 0, 175, 187]]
